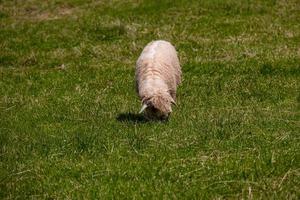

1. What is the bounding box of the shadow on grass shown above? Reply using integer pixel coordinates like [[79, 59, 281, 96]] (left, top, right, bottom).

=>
[[117, 112, 169, 124], [116, 112, 148, 123]]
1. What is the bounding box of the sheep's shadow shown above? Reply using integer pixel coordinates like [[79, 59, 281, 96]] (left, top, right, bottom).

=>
[[116, 112, 169, 124], [116, 112, 148, 124]]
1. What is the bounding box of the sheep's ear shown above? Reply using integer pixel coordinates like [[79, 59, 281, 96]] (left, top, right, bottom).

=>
[[171, 98, 177, 106], [139, 104, 148, 114]]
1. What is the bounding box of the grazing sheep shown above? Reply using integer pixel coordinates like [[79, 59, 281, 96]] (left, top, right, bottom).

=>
[[135, 40, 181, 120]]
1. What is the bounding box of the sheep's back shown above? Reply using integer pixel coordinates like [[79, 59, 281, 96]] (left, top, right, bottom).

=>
[[135, 41, 181, 93]]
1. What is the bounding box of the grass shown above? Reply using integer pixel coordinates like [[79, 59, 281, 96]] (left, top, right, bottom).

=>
[[0, 0, 299, 199]]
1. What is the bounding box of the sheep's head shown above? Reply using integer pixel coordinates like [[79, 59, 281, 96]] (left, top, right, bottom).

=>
[[140, 94, 175, 120]]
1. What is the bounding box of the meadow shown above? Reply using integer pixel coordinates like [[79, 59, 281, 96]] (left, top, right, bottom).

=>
[[0, 0, 299, 199]]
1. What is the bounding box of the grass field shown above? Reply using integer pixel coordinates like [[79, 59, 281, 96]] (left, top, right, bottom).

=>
[[0, 0, 299, 199]]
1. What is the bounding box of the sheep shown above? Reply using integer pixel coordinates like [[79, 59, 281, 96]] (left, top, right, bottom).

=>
[[135, 40, 181, 120]]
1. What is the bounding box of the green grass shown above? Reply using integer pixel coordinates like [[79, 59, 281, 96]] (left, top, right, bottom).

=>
[[0, 0, 299, 199]]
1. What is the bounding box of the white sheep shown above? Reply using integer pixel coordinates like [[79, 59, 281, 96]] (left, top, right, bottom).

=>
[[135, 40, 181, 120]]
